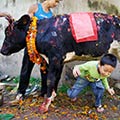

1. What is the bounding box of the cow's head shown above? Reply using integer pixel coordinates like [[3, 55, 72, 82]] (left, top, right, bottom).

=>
[[113, 15, 120, 41], [1, 15, 31, 55]]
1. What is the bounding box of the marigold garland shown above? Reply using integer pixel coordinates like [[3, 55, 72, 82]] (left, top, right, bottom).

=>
[[26, 16, 42, 64]]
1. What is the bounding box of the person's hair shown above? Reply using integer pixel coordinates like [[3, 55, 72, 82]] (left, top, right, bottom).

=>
[[100, 53, 117, 68], [39, 0, 46, 2]]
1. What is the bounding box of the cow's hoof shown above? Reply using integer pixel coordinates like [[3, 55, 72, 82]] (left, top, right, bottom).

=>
[[39, 98, 52, 113], [51, 91, 57, 101], [40, 91, 47, 97], [39, 103, 48, 113]]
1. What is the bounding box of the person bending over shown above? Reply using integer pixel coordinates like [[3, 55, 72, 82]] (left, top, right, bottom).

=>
[[67, 53, 117, 112]]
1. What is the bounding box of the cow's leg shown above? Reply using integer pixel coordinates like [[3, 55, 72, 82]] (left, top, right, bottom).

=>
[[54, 63, 63, 93], [40, 58, 48, 97], [17, 49, 34, 99], [39, 56, 63, 113], [50, 64, 63, 102]]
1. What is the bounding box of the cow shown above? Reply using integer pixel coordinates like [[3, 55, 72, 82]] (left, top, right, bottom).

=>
[[1, 12, 120, 113]]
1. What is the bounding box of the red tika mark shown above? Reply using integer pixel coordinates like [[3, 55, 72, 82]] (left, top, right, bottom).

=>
[[111, 33, 115, 38]]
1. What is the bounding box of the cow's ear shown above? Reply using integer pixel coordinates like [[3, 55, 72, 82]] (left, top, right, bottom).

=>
[[16, 15, 31, 28]]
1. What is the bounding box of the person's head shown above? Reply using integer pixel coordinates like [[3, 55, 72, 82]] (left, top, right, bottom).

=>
[[98, 53, 117, 77], [47, 0, 61, 8]]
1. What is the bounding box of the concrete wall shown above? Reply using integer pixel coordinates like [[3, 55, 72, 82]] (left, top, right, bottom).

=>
[[0, 0, 120, 79], [0, 0, 42, 77]]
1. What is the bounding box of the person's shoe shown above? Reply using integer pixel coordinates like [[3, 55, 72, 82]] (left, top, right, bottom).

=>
[[16, 93, 24, 100], [9, 93, 24, 105], [96, 105, 104, 113], [71, 97, 77, 102]]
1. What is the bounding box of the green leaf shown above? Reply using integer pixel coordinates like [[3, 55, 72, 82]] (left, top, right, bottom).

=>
[[0, 114, 14, 120]]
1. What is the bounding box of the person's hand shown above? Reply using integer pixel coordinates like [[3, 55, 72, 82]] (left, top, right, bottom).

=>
[[107, 87, 115, 96], [73, 66, 80, 77]]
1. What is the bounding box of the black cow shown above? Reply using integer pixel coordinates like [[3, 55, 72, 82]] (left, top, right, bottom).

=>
[[1, 12, 120, 113]]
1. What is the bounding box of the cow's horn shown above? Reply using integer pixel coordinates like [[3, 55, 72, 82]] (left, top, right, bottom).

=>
[[0, 12, 14, 24]]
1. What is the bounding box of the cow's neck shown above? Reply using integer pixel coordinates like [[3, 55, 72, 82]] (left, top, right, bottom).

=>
[[26, 16, 44, 65]]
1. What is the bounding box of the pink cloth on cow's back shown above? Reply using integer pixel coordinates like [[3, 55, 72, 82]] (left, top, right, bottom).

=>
[[69, 12, 98, 43]]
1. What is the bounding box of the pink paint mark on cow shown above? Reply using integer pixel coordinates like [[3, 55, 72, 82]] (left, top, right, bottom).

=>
[[54, 18, 59, 27], [111, 33, 115, 38]]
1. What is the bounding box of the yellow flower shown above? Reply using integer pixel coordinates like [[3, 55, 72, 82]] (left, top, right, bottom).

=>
[[26, 16, 44, 65]]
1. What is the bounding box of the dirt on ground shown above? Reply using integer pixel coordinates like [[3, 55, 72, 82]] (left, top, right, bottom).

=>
[[0, 81, 120, 120]]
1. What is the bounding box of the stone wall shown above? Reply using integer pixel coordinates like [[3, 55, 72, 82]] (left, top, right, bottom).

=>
[[0, 0, 90, 78]]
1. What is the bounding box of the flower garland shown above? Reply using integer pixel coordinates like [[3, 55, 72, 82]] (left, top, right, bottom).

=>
[[26, 16, 42, 65]]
